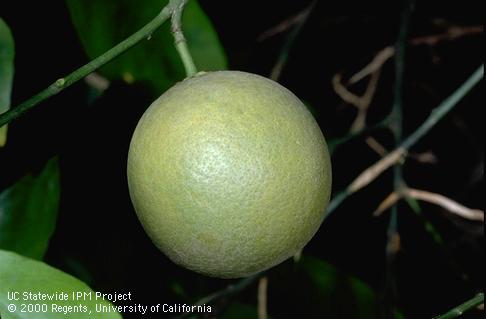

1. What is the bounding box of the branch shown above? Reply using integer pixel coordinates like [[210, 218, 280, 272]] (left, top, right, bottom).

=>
[[172, 274, 260, 319], [349, 46, 395, 84], [332, 69, 381, 133], [326, 65, 483, 215], [270, 1, 317, 81], [373, 188, 484, 221], [410, 25, 483, 46], [384, 1, 414, 314], [400, 65, 483, 150], [433, 292, 484, 319], [349, 148, 407, 193], [373, 192, 401, 216], [348, 25, 482, 84], [258, 277, 268, 319], [406, 188, 484, 221], [0, 0, 196, 127]]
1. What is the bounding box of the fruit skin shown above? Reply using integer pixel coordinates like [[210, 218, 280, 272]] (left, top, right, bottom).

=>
[[127, 71, 331, 278]]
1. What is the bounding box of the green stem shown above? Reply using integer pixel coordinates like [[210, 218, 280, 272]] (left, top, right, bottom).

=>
[[170, 0, 197, 77], [434, 293, 484, 319], [0, 0, 198, 127], [400, 65, 483, 150], [0, 6, 170, 126], [325, 65, 483, 216], [385, 1, 414, 316]]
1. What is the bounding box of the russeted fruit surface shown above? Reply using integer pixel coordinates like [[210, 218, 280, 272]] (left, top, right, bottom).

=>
[[127, 71, 331, 278]]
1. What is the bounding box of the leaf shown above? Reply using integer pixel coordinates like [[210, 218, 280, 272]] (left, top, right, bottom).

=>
[[0, 17, 15, 147], [300, 256, 379, 319], [66, 0, 227, 95], [0, 157, 60, 260], [0, 250, 121, 319]]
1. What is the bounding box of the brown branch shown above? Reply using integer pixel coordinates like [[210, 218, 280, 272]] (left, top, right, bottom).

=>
[[269, 1, 317, 81], [347, 147, 407, 193], [333, 66, 381, 133], [348, 25, 482, 84], [257, 8, 310, 42], [405, 188, 484, 222], [374, 192, 401, 216], [408, 151, 438, 164], [327, 66, 482, 215], [349, 46, 395, 84], [365, 136, 388, 157], [332, 73, 365, 107], [373, 188, 484, 222], [410, 25, 483, 46], [386, 232, 401, 255], [258, 277, 268, 319]]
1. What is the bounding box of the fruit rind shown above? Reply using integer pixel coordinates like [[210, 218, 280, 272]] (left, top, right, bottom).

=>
[[128, 71, 331, 278]]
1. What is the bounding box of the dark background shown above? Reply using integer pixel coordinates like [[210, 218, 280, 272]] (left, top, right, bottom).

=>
[[0, 0, 483, 318]]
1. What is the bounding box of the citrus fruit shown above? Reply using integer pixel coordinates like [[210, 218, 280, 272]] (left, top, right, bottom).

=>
[[127, 71, 331, 278]]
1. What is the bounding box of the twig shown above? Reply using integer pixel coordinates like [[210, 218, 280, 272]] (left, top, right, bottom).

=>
[[171, 274, 261, 319], [326, 65, 483, 215], [373, 192, 401, 216], [405, 188, 484, 221], [270, 1, 317, 81], [348, 25, 482, 84], [365, 137, 388, 156], [349, 46, 395, 84], [0, 0, 197, 127], [348, 148, 407, 193], [400, 65, 483, 150], [332, 68, 381, 133], [408, 151, 437, 164], [327, 122, 386, 153], [410, 25, 483, 46], [257, 6, 311, 42], [384, 1, 414, 314], [258, 277, 268, 319], [433, 292, 484, 319], [373, 188, 484, 222]]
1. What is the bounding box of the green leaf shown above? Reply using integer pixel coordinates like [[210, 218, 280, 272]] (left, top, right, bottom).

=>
[[0, 157, 60, 260], [0, 250, 121, 319], [300, 256, 379, 319], [66, 0, 227, 94], [0, 17, 15, 147]]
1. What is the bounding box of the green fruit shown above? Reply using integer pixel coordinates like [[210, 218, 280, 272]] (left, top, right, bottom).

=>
[[127, 71, 331, 278]]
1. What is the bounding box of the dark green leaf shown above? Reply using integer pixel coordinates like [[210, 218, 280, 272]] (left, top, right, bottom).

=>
[[0, 250, 121, 319], [66, 0, 227, 94], [300, 256, 379, 319], [0, 157, 60, 260], [0, 17, 15, 146]]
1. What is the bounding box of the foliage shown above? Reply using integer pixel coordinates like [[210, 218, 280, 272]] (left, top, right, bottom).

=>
[[66, 0, 227, 94], [0, 17, 14, 146], [0, 157, 60, 260], [0, 250, 121, 319]]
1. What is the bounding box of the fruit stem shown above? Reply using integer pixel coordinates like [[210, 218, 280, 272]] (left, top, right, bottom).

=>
[[170, 0, 198, 77]]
